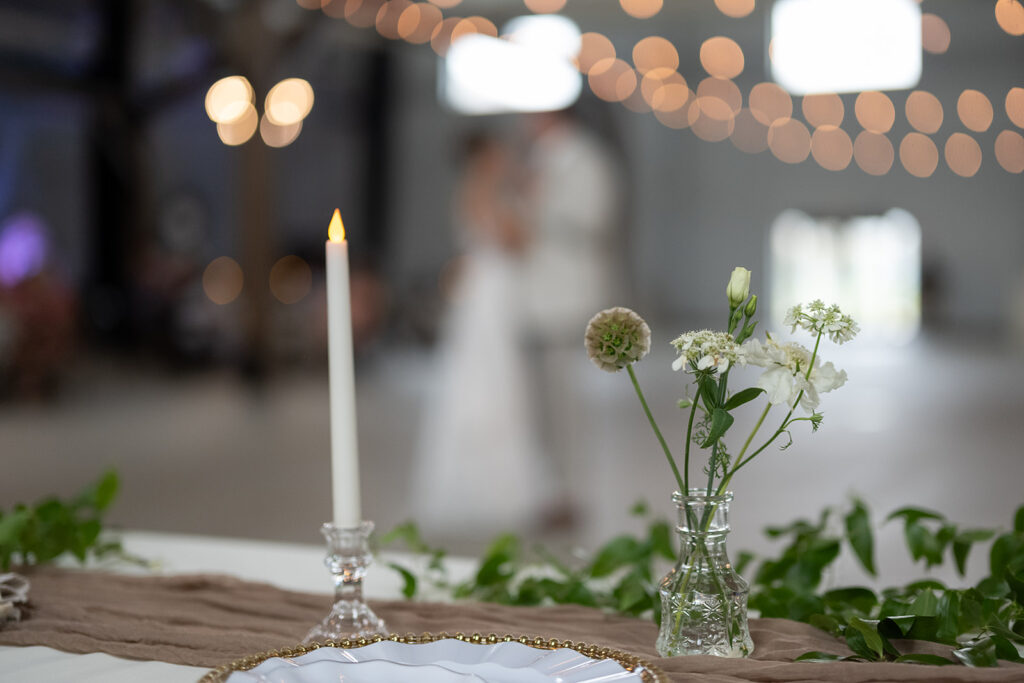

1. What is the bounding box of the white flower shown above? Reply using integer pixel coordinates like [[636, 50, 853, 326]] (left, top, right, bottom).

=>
[[671, 330, 745, 376], [744, 336, 847, 411], [726, 267, 751, 308], [584, 307, 651, 372], [784, 300, 860, 344]]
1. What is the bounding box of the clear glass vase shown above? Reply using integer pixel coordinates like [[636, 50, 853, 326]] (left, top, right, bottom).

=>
[[656, 490, 753, 658]]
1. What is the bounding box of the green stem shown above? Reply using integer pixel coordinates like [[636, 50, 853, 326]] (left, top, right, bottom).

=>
[[737, 403, 771, 463], [683, 391, 699, 493], [627, 364, 684, 494]]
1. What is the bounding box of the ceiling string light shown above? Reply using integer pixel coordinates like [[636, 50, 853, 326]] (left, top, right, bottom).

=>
[[288, 0, 1024, 177]]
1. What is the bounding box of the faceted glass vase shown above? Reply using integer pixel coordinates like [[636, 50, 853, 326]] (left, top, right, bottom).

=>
[[656, 490, 753, 658]]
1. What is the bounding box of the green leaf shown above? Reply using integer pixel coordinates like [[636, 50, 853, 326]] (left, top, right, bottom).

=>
[[722, 387, 765, 411], [845, 618, 885, 660], [697, 376, 719, 411], [795, 651, 845, 662], [93, 471, 119, 511], [823, 587, 878, 614], [630, 500, 648, 517], [844, 499, 876, 576], [387, 562, 418, 599], [887, 507, 945, 524], [953, 639, 999, 667], [648, 521, 675, 561], [735, 550, 754, 577], [808, 614, 843, 637], [879, 615, 916, 637], [935, 591, 960, 644], [700, 408, 735, 448], [1014, 506, 1024, 533], [906, 521, 944, 567], [589, 536, 644, 578], [910, 589, 939, 617], [893, 654, 956, 666]]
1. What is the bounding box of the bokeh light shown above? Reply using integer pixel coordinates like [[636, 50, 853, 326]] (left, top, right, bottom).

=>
[[714, 0, 755, 19], [203, 257, 244, 305], [905, 90, 943, 134], [270, 255, 313, 304], [641, 69, 689, 111], [995, 0, 1024, 36], [333, 0, 385, 27], [853, 131, 895, 175], [749, 82, 792, 126], [265, 78, 314, 126], [899, 132, 939, 178], [855, 91, 895, 134], [575, 32, 616, 73], [995, 130, 1024, 173], [216, 103, 259, 146], [957, 90, 993, 132], [767, 117, 811, 164], [697, 77, 741, 115], [524, 0, 566, 12], [632, 37, 678, 74], [699, 37, 745, 79], [810, 125, 853, 170], [1004, 87, 1024, 128], [619, 0, 662, 19], [259, 114, 303, 148], [430, 17, 461, 55], [376, 0, 412, 39], [653, 90, 695, 129], [398, 3, 442, 43], [205, 76, 254, 124], [945, 132, 982, 177], [921, 13, 951, 54], [730, 109, 769, 154], [428, 0, 461, 8], [588, 58, 635, 102], [802, 93, 844, 128], [688, 98, 735, 142]]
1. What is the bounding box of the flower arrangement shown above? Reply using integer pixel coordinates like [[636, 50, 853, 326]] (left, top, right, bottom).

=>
[[585, 267, 859, 499], [585, 267, 859, 657]]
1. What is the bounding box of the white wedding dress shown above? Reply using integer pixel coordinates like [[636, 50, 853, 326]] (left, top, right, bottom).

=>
[[412, 244, 548, 536]]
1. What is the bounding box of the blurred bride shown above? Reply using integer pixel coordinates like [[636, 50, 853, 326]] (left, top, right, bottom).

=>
[[412, 134, 548, 536]]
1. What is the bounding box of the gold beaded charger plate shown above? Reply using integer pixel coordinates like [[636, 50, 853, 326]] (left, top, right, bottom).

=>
[[200, 633, 666, 683]]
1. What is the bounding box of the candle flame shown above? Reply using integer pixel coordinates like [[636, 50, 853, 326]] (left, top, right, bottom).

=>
[[328, 209, 345, 242]]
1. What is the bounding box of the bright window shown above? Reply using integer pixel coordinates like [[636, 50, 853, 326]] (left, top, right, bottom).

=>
[[770, 0, 922, 94], [440, 15, 582, 115], [770, 209, 921, 344]]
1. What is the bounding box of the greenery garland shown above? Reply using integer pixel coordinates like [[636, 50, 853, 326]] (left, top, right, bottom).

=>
[[380, 500, 1024, 668]]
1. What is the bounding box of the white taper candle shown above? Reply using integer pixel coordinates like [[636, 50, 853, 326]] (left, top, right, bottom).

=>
[[325, 208, 361, 528]]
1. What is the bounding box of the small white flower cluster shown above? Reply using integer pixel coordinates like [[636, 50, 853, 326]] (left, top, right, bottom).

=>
[[744, 337, 847, 411], [784, 300, 860, 344], [671, 330, 745, 375]]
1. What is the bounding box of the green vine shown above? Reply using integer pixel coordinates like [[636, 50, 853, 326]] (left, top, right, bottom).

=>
[[0, 470, 133, 570], [381, 500, 1024, 667]]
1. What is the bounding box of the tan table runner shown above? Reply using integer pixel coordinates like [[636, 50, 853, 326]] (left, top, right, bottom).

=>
[[1, 566, 1021, 682]]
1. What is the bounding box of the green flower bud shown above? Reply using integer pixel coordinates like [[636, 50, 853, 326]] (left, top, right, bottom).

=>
[[745, 294, 758, 318]]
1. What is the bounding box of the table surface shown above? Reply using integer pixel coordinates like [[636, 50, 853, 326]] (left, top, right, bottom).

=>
[[0, 530, 476, 683]]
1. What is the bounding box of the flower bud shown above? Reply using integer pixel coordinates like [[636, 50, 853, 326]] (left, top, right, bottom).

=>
[[726, 267, 751, 309], [745, 294, 758, 318]]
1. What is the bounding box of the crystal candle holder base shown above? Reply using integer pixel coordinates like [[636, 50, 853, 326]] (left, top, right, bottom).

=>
[[304, 521, 387, 643]]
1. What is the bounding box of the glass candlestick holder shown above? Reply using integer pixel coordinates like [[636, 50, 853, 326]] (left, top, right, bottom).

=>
[[304, 521, 388, 643]]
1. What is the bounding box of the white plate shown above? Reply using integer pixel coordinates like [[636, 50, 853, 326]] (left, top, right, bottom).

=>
[[223, 639, 655, 683]]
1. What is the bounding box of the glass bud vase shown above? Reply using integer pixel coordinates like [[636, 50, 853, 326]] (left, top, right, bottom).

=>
[[656, 490, 753, 658]]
